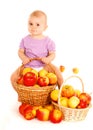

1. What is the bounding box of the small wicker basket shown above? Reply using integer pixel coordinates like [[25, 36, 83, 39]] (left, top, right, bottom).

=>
[[52, 75, 92, 121]]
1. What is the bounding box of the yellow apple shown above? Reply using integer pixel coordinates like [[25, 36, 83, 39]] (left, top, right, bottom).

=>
[[68, 96, 80, 108], [59, 65, 65, 72], [38, 69, 48, 77], [74, 89, 81, 97], [22, 67, 32, 75], [50, 89, 60, 102], [72, 67, 79, 74], [46, 72, 57, 85], [44, 104, 54, 112], [33, 84, 40, 88], [59, 97, 68, 107], [36, 107, 50, 121], [31, 69, 38, 77]]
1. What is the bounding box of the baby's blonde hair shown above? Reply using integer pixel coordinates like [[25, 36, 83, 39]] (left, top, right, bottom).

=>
[[29, 10, 47, 23]]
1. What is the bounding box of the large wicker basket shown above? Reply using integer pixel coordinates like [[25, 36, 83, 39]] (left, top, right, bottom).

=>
[[14, 82, 56, 106], [52, 75, 92, 121], [12, 64, 56, 106]]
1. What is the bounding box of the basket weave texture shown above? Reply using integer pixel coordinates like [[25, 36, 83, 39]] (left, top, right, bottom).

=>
[[52, 75, 91, 121], [14, 82, 56, 106]]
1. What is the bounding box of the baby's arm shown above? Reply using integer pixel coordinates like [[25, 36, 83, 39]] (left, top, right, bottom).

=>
[[41, 51, 55, 64], [18, 49, 30, 65]]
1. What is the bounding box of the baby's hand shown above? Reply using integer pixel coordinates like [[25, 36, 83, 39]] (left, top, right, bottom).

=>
[[22, 57, 30, 65], [41, 57, 51, 64]]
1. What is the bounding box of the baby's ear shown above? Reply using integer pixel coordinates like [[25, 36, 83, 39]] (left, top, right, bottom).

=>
[[45, 25, 48, 30]]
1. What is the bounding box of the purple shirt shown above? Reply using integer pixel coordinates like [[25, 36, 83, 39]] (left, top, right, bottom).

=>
[[19, 35, 56, 68]]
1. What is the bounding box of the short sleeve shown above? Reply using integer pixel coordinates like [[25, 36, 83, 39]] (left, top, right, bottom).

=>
[[19, 39, 25, 49]]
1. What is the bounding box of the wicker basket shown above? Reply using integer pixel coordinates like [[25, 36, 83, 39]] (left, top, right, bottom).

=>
[[52, 75, 92, 121], [12, 65, 56, 106], [14, 82, 56, 106]]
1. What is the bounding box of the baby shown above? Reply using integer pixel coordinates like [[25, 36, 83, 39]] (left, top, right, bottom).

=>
[[11, 10, 63, 89]]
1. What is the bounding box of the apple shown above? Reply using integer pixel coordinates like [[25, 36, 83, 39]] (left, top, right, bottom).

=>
[[49, 109, 63, 123], [33, 84, 41, 88], [46, 72, 57, 85], [19, 103, 32, 115], [22, 67, 32, 75], [32, 106, 42, 111], [23, 106, 36, 120], [36, 107, 50, 121], [74, 89, 81, 97], [23, 72, 37, 86], [77, 100, 88, 109], [37, 76, 49, 87], [61, 85, 75, 98], [79, 92, 91, 105], [59, 65, 65, 72], [72, 67, 79, 74], [38, 69, 48, 77], [17, 75, 24, 85], [44, 104, 54, 112], [50, 89, 60, 102], [31, 69, 38, 78], [59, 97, 68, 107], [68, 96, 80, 108]]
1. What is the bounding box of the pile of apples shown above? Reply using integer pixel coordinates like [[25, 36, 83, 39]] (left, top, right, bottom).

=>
[[18, 102, 64, 123], [17, 67, 57, 87], [50, 85, 92, 109]]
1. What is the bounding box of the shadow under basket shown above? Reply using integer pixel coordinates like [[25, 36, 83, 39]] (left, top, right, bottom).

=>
[[14, 82, 56, 106]]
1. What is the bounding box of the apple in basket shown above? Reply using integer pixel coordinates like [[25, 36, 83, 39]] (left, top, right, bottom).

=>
[[17, 75, 24, 85], [38, 69, 48, 77], [46, 72, 57, 85], [37, 76, 49, 87], [23, 72, 37, 86], [77, 92, 92, 108], [68, 96, 80, 108], [61, 85, 75, 98]]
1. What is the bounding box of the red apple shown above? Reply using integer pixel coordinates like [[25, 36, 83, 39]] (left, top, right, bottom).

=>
[[36, 107, 50, 121], [23, 106, 36, 120], [37, 76, 49, 87], [49, 109, 64, 123], [79, 92, 91, 105], [19, 103, 32, 115], [23, 72, 37, 86], [77, 100, 88, 108]]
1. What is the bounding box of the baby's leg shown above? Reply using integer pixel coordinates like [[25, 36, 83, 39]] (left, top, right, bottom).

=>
[[43, 63, 64, 88]]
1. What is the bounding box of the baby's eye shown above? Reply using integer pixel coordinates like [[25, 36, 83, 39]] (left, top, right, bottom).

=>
[[29, 23, 33, 25], [37, 24, 40, 26]]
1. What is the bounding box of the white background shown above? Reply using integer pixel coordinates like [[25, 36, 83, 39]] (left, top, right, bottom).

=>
[[0, 0, 93, 130]]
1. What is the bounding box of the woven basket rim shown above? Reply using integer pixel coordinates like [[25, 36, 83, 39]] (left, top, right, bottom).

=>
[[14, 81, 56, 91]]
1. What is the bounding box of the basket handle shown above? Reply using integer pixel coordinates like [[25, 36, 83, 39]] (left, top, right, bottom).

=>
[[58, 75, 84, 105]]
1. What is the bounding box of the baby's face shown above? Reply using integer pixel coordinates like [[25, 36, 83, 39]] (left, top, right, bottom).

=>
[[28, 16, 47, 36]]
